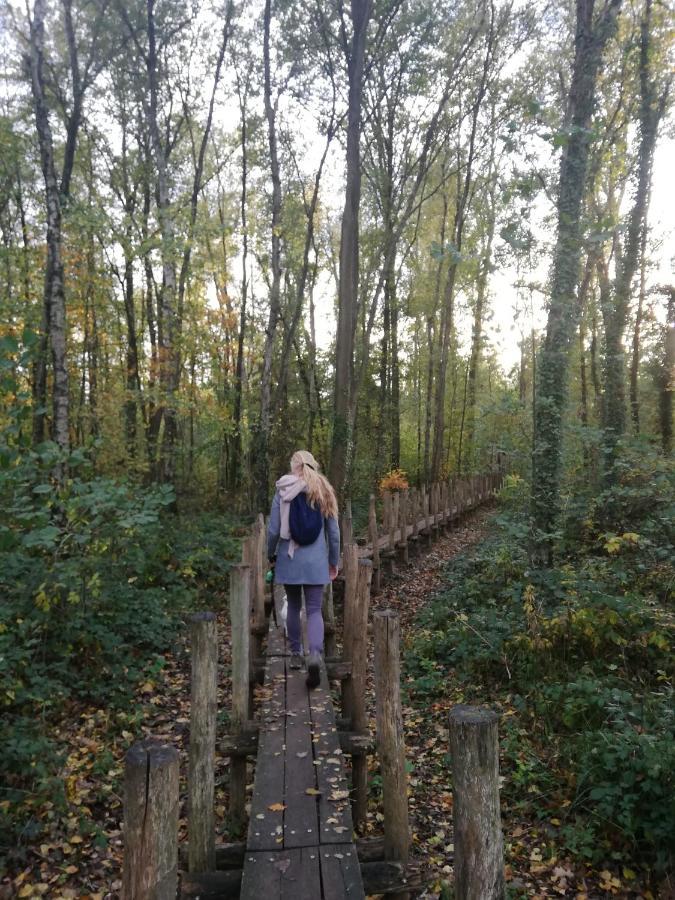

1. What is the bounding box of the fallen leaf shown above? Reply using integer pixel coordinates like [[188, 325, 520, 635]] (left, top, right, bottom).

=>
[[268, 802, 286, 812]]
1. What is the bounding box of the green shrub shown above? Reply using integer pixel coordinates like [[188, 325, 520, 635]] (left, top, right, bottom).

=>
[[405, 446, 674, 870]]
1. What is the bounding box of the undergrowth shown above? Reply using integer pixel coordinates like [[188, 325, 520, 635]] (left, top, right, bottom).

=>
[[406, 447, 674, 874], [0, 345, 244, 862]]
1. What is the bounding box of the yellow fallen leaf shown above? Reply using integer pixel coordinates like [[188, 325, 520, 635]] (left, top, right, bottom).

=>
[[18, 886, 34, 898], [305, 788, 321, 796], [140, 681, 154, 694], [623, 867, 636, 880], [64, 865, 78, 874], [267, 802, 286, 812]]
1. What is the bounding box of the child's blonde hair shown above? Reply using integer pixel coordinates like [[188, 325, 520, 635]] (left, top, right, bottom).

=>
[[290, 450, 338, 519]]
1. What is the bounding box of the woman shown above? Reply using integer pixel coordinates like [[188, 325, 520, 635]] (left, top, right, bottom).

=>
[[267, 450, 340, 688]]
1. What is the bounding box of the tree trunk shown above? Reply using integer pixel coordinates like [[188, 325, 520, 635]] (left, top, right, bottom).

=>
[[599, 0, 664, 474], [145, 0, 179, 485], [252, 0, 284, 512], [530, 0, 620, 566], [658, 287, 674, 454], [28, 0, 70, 471], [329, 0, 372, 502], [629, 222, 648, 434], [229, 71, 249, 493]]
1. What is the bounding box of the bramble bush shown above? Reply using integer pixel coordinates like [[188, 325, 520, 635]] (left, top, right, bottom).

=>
[[406, 455, 674, 870]]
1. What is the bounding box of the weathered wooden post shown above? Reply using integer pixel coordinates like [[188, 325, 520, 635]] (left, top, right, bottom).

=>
[[441, 482, 448, 532], [254, 513, 266, 627], [243, 521, 265, 660], [383, 490, 393, 551], [410, 487, 419, 541], [123, 738, 179, 899], [392, 491, 400, 549], [229, 564, 250, 832], [188, 612, 218, 872], [368, 494, 381, 593], [341, 543, 359, 661], [397, 489, 409, 564], [343, 559, 373, 828], [458, 478, 466, 519], [342, 499, 354, 549], [448, 705, 504, 900], [432, 483, 440, 539], [323, 581, 337, 657], [382, 489, 395, 578], [374, 610, 409, 882], [423, 487, 432, 548]]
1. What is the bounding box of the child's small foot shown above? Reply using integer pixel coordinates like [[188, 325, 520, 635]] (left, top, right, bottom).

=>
[[289, 653, 304, 670], [306, 653, 321, 689]]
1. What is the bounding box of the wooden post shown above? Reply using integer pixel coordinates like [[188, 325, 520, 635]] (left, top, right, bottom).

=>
[[123, 738, 179, 899], [341, 543, 359, 659], [373, 610, 409, 867], [397, 489, 408, 564], [391, 491, 400, 547], [254, 514, 266, 628], [229, 564, 250, 832], [188, 612, 218, 872], [342, 559, 372, 829], [368, 494, 381, 593], [342, 499, 353, 549], [424, 488, 432, 548], [432, 484, 440, 538], [448, 705, 504, 900], [323, 581, 337, 657], [410, 488, 419, 540], [383, 491, 393, 551]]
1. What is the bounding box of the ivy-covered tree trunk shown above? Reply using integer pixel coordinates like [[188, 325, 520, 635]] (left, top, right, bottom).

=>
[[531, 0, 620, 566], [598, 0, 665, 477], [657, 286, 674, 454]]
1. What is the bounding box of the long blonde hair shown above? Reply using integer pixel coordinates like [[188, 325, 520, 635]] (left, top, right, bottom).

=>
[[290, 450, 338, 519]]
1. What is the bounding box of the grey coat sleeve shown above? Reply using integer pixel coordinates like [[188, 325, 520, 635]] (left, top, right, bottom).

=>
[[326, 515, 340, 567], [267, 491, 281, 559]]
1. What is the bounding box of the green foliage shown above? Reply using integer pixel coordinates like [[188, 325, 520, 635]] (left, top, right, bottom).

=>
[[406, 450, 674, 870], [0, 334, 243, 855]]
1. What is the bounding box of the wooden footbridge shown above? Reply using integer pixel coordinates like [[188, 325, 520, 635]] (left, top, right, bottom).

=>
[[122, 470, 506, 899]]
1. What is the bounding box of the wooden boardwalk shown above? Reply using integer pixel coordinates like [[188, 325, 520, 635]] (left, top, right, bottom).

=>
[[240, 609, 365, 899]]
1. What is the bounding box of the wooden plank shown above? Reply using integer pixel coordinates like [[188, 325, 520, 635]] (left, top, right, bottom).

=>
[[309, 665, 356, 845], [283, 658, 320, 848], [241, 847, 321, 899], [247, 647, 286, 851], [319, 843, 365, 900]]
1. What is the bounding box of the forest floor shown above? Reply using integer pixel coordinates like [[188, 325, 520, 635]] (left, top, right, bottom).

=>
[[3, 505, 664, 899]]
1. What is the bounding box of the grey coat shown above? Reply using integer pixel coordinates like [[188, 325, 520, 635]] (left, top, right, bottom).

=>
[[267, 490, 340, 585]]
